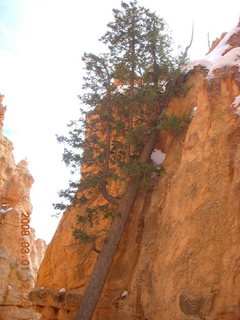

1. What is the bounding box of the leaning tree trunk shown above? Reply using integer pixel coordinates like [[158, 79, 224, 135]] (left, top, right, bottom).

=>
[[74, 131, 157, 320]]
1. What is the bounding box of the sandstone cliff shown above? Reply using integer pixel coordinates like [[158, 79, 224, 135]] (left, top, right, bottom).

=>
[[0, 96, 47, 320], [31, 24, 240, 320]]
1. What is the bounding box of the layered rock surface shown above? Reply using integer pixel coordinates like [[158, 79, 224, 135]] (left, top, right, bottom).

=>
[[0, 96, 47, 320], [31, 24, 240, 320]]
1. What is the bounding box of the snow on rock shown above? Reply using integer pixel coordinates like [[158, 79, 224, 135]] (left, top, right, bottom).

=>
[[207, 47, 240, 76], [151, 149, 166, 165], [191, 106, 198, 116], [116, 84, 130, 93], [116, 81, 167, 93], [231, 95, 240, 108], [235, 108, 240, 116], [0, 203, 14, 214], [0, 208, 13, 214], [231, 95, 240, 115], [121, 290, 128, 298], [187, 27, 240, 77]]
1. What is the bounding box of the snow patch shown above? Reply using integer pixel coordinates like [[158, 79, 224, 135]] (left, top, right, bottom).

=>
[[191, 106, 198, 116], [59, 288, 66, 293], [235, 108, 240, 115], [231, 95, 240, 108], [116, 84, 130, 93], [0, 208, 13, 214], [208, 47, 240, 76], [187, 27, 240, 76], [116, 81, 167, 93], [231, 95, 240, 115], [121, 290, 128, 298], [151, 149, 166, 165]]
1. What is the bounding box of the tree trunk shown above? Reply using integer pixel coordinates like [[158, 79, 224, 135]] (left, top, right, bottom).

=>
[[73, 131, 157, 320]]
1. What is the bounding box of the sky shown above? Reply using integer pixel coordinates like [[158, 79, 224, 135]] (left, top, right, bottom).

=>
[[0, 0, 239, 243]]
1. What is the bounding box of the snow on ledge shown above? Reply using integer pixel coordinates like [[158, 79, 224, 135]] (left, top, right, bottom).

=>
[[151, 149, 166, 165], [186, 27, 240, 77]]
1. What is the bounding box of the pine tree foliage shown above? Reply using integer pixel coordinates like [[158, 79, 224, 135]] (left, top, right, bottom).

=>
[[54, 0, 190, 237]]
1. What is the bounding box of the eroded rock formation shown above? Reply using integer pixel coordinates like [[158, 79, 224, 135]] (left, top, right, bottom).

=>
[[31, 24, 240, 320], [0, 96, 47, 320]]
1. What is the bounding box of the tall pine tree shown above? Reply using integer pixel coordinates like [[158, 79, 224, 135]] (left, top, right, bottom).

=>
[[55, 1, 191, 319]]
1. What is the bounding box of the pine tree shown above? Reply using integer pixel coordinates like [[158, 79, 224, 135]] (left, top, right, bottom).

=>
[[101, 0, 148, 161], [55, 1, 191, 319]]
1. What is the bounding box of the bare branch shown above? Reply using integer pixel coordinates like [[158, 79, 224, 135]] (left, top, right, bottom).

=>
[[181, 23, 194, 63], [207, 32, 211, 50]]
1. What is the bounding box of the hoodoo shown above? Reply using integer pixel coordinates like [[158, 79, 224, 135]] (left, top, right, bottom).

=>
[[0, 95, 46, 320]]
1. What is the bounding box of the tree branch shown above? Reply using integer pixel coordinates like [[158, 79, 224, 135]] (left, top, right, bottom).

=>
[[99, 183, 119, 206], [180, 23, 194, 63]]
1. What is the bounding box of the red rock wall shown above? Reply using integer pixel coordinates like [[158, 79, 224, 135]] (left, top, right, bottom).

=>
[[93, 68, 240, 320]]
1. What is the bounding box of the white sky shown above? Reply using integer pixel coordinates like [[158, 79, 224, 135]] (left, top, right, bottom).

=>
[[0, 0, 239, 243]]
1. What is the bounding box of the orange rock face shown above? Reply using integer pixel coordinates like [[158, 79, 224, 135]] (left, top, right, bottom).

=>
[[31, 25, 240, 320], [0, 97, 47, 320]]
